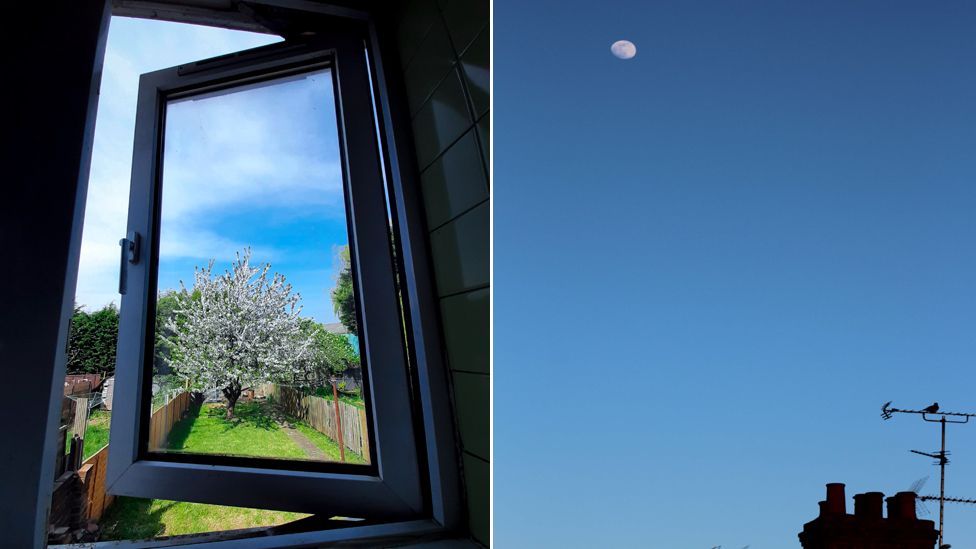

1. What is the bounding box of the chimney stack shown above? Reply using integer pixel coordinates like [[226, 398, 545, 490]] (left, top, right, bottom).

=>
[[800, 483, 938, 549]]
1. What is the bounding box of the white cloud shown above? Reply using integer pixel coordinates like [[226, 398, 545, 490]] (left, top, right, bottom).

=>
[[158, 226, 275, 262], [75, 18, 284, 311], [158, 71, 343, 224]]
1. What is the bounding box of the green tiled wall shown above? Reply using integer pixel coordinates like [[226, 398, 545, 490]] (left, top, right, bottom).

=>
[[440, 288, 489, 375], [421, 130, 487, 229], [396, 0, 489, 545], [429, 201, 489, 296]]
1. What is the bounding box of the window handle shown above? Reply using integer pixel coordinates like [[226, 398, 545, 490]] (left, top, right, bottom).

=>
[[118, 231, 141, 295]]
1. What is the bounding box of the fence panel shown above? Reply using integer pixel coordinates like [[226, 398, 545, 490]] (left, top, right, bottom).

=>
[[149, 406, 159, 450], [75, 391, 189, 523], [64, 373, 102, 396], [78, 445, 113, 521], [266, 385, 368, 459], [151, 391, 189, 450]]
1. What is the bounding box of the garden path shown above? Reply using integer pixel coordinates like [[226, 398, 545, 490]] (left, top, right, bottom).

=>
[[280, 424, 328, 461]]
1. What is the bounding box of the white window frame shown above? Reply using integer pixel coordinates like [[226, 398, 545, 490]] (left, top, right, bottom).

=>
[[102, 11, 462, 535]]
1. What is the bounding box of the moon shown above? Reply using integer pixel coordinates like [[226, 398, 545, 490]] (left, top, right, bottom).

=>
[[611, 40, 637, 60]]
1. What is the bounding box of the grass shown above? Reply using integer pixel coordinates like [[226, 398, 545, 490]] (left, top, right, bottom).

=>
[[83, 409, 111, 460], [165, 401, 306, 460], [97, 398, 360, 541], [290, 418, 367, 464], [168, 400, 366, 464], [99, 497, 308, 540], [65, 409, 112, 461]]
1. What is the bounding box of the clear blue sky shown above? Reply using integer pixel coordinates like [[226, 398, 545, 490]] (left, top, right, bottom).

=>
[[494, 1, 976, 547], [79, 18, 349, 324]]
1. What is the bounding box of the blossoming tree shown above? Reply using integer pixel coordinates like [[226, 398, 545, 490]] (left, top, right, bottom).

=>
[[166, 249, 311, 418]]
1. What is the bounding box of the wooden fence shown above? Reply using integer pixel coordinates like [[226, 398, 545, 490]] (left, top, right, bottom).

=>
[[53, 391, 190, 530], [263, 384, 369, 460], [147, 391, 191, 451], [87, 392, 189, 516], [77, 445, 113, 521], [46, 444, 111, 543], [64, 373, 102, 396]]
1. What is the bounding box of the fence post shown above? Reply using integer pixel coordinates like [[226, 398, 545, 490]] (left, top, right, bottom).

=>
[[54, 426, 68, 477], [67, 435, 84, 472], [71, 397, 88, 441], [332, 381, 345, 462]]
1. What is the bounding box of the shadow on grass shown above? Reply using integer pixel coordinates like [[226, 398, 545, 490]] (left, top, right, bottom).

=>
[[163, 402, 200, 451], [165, 400, 281, 452], [223, 400, 278, 431], [99, 497, 177, 540]]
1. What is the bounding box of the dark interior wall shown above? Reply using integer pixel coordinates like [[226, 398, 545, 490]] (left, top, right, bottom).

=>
[[0, 2, 111, 546], [394, 0, 490, 544]]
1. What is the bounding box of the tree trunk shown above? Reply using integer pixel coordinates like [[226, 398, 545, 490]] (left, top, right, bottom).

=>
[[222, 382, 242, 419]]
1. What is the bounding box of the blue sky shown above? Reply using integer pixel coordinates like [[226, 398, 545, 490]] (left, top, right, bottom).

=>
[[495, 1, 976, 547], [160, 69, 347, 322], [78, 18, 349, 323]]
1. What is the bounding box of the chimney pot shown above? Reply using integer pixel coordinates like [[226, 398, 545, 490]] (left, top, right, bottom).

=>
[[893, 491, 917, 520], [825, 483, 846, 514], [854, 492, 884, 519]]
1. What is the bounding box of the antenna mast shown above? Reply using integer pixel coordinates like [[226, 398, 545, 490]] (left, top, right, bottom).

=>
[[881, 401, 976, 549]]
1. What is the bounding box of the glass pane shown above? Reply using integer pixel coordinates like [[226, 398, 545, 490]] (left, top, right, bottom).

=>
[[149, 68, 370, 465]]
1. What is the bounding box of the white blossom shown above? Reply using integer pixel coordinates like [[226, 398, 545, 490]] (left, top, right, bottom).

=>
[[165, 248, 312, 415]]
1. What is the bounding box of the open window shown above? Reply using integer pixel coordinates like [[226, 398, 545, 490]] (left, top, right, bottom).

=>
[[107, 20, 426, 520]]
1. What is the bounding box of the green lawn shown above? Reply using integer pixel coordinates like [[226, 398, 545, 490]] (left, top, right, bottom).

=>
[[100, 497, 308, 540], [167, 400, 365, 463], [166, 401, 306, 459], [65, 409, 112, 461], [97, 398, 363, 541], [83, 409, 111, 460], [290, 418, 367, 464]]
